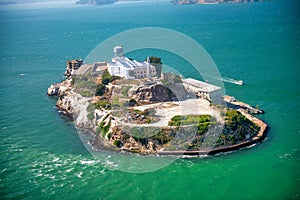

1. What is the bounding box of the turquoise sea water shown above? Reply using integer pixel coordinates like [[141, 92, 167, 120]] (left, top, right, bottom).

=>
[[0, 0, 300, 199]]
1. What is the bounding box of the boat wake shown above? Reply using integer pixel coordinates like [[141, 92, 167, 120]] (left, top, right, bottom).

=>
[[220, 77, 243, 85]]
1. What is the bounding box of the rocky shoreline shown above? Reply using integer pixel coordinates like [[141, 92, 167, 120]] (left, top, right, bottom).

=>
[[48, 58, 267, 157]]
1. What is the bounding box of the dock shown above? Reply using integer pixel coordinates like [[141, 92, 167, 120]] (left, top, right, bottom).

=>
[[224, 95, 264, 114]]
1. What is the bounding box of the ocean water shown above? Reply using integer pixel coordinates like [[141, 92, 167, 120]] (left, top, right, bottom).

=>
[[0, 0, 300, 199]]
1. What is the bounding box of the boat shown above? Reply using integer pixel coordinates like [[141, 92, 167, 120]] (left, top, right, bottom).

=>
[[234, 80, 243, 85]]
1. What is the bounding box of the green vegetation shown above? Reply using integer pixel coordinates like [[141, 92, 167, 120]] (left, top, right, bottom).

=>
[[169, 115, 212, 126], [101, 70, 121, 85], [130, 126, 160, 138], [96, 117, 111, 138], [86, 103, 95, 112], [129, 99, 137, 107], [94, 99, 111, 110], [101, 69, 111, 85], [162, 73, 182, 84], [168, 114, 214, 136], [75, 76, 96, 90], [148, 56, 162, 64], [225, 109, 251, 128], [80, 90, 93, 97], [121, 86, 131, 96], [96, 125, 102, 135], [87, 112, 94, 120], [95, 84, 106, 96], [113, 140, 122, 147], [129, 127, 175, 146], [111, 97, 123, 108], [213, 109, 261, 146], [152, 131, 174, 145], [101, 118, 111, 138]]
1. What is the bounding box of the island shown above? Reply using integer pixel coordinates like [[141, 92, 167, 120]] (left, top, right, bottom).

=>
[[74, 0, 269, 6], [47, 46, 267, 156], [171, 0, 268, 5], [76, 0, 116, 5]]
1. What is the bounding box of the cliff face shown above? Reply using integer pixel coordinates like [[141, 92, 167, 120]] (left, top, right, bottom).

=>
[[130, 85, 177, 102], [171, 0, 268, 5], [129, 83, 192, 103]]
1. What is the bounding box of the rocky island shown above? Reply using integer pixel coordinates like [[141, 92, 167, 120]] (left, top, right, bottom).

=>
[[75, 0, 268, 6], [48, 46, 267, 156], [171, 0, 268, 5]]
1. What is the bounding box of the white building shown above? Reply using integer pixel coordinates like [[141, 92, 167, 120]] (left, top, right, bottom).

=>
[[182, 78, 222, 103], [108, 46, 157, 79]]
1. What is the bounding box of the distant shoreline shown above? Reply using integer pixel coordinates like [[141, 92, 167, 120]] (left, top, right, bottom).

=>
[[171, 0, 269, 5]]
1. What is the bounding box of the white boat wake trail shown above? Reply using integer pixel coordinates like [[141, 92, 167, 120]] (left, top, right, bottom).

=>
[[220, 77, 243, 85]]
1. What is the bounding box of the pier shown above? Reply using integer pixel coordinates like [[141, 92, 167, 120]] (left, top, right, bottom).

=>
[[224, 95, 264, 114]]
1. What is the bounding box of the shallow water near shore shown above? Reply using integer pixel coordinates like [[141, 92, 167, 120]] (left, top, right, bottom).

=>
[[0, 0, 300, 199]]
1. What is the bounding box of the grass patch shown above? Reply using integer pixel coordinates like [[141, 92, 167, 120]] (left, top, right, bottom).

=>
[[80, 90, 93, 97], [121, 86, 131, 97], [112, 97, 124, 108], [87, 112, 94, 120], [168, 114, 212, 126], [95, 99, 111, 110]]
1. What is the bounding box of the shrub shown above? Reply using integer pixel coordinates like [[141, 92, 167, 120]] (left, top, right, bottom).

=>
[[102, 77, 110, 85], [110, 75, 121, 82], [95, 84, 106, 96], [87, 112, 94, 120], [129, 99, 137, 107], [121, 86, 131, 97], [113, 140, 121, 147], [80, 90, 93, 97], [86, 103, 95, 112], [95, 99, 111, 109], [96, 125, 102, 135]]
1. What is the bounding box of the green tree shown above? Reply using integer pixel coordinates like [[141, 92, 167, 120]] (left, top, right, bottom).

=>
[[95, 84, 106, 96]]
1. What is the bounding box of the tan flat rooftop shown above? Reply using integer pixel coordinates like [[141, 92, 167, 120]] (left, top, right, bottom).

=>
[[182, 78, 221, 92]]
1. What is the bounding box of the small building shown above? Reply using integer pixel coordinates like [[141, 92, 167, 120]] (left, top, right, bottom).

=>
[[65, 59, 83, 76], [108, 46, 157, 79], [182, 78, 222, 103], [66, 59, 83, 70], [224, 95, 236, 103]]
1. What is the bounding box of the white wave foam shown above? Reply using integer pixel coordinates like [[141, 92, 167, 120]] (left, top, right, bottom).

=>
[[80, 160, 96, 165]]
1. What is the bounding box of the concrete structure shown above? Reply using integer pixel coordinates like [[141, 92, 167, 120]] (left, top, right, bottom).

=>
[[108, 46, 157, 79], [91, 62, 108, 76], [182, 78, 222, 103], [72, 64, 92, 76], [65, 59, 83, 76]]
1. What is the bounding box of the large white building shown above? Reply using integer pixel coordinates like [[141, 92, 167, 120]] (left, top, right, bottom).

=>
[[108, 46, 157, 79], [182, 78, 222, 103]]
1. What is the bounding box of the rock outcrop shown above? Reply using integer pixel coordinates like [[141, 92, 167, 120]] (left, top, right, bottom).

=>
[[129, 84, 191, 103]]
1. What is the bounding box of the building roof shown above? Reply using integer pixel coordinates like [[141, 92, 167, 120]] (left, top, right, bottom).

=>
[[182, 78, 221, 93], [72, 64, 92, 75], [112, 57, 145, 69]]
